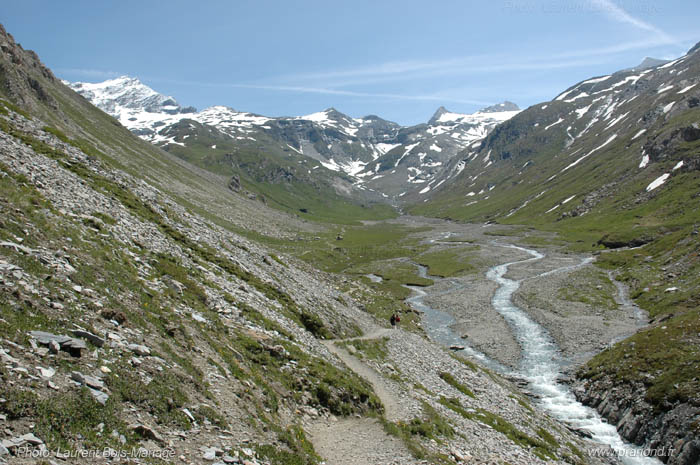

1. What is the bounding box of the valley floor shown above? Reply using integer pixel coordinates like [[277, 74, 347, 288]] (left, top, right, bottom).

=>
[[390, 218, 647, 372]]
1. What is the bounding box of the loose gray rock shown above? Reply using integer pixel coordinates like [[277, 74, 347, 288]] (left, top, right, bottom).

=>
[[37, 366, 55, 379], [90, 388, 109, 405], [128, 424, 164, 445], [19, 433, 43, 446], [201, 446, 224, 461], [72, 329, 105, 347], [30, 331, 72, 346], [0, 348, 18, 366], [49, 340, 60, 354], [128, 343, 151, 356], [29, 331, 86, 356], [71, 371, 104, 390], [2, 433, 44, 451], [163, 276, 185, 295]]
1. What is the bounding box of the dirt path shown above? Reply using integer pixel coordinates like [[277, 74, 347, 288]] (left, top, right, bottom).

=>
[[321, 329, 401, 421], [308, 327, 418, 465], [308, 417, 416, 465]]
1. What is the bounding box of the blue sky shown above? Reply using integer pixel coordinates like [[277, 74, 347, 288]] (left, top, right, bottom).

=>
[[2, 0, 699, 125]]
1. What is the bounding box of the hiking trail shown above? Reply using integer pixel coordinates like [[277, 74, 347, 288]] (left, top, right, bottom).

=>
[[307, 326, 419, 465]]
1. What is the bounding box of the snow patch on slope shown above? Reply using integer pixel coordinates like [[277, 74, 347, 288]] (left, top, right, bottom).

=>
[[646, 173, 669, 191]]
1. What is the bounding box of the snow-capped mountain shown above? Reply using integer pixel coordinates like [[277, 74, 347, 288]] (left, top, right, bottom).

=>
[[411, 42, 700, 218], [68, 76, 196, 116], [68, 76, 518, 197], [353, 103, 520, 196]]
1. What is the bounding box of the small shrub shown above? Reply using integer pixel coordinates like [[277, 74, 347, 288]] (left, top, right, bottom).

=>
[[0, 387, 38, 419], [402, 403, 454, 440], [108, 369, 191, 429], [195, 405, 229, 429], [300, 311, 332, 339], [92, 211, 117, 225], [35, 388, 125, 450]]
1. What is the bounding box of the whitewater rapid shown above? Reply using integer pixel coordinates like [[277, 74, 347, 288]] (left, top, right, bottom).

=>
[[406, 243, 661, 465]]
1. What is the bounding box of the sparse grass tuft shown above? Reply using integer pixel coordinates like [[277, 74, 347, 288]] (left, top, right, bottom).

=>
[[255, 425, 320, 465], [439, 371, 476, 398], [341, 337, 389, 361], [438, 396, 558, 460]]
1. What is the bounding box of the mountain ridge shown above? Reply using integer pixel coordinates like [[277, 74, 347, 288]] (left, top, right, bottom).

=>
[[68, 76, 520, 199]]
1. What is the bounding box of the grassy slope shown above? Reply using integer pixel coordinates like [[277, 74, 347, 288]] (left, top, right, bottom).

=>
[[161, 119, 397, 224], [0, 29, 597, 464], [257, 222, 433, 330], [0, 43, 390, 460], [0, 113, 384, 459]]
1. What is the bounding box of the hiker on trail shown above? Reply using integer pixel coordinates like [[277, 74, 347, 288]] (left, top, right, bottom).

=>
[[390, 313, 396, 328]]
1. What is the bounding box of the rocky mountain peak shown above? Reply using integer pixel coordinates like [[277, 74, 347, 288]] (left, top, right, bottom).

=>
[[619, 57, 670, 73], [69, 75, 196, 115], [65, 72, 517, 196], [480, 101, 520, 113], [322, 107, 348, 120], [688, 40, 700, 55], [428, 106, 451, 125], [0, 22, 57, 110], [638, 57, 668, 69]]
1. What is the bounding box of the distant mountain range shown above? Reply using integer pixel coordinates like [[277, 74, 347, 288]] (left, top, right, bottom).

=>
[[68, 76, 519, 199]]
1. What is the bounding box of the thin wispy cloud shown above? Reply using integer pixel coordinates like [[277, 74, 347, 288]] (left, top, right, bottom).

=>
[[259, 32, 687, 91], [221, 84, 493, 106], [136, 77, 492, 106], [588, 0, 672, 42], [279, 57, 609, 89], [549, 36, 671, 60], [56, 68, 124, 80], [54, 4, 694, 119], [147, 31, 689, 109]]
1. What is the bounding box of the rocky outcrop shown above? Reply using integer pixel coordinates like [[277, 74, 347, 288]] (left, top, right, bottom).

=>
[[574, 377, 700, 465], [29, 330, 87, 357], [228, 173, 241, 192], [595, 234, 654, 249], [0, 25, 58, 111]]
